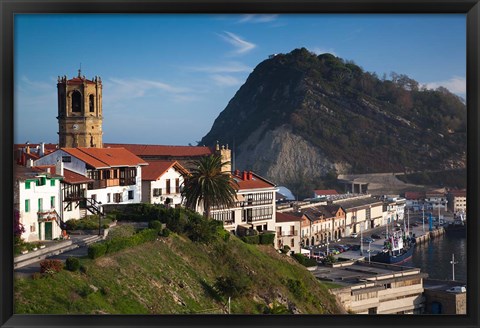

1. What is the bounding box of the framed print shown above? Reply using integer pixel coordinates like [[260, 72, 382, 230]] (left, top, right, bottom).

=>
[[1, 0, 479, 327]]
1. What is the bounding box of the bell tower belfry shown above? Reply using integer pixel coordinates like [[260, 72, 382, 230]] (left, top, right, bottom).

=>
[[57, 69, 103, 148]]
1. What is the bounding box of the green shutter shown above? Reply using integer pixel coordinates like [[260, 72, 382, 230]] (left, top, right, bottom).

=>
[[38, 198, 43, 211], [25, 199, 30, 212], [25, 181, 31, 189], [50, 196, 55, 208], [50, 179, 55, 187]]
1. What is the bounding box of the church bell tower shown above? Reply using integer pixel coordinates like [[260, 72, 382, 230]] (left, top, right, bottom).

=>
[[57, 69, 103, 148]]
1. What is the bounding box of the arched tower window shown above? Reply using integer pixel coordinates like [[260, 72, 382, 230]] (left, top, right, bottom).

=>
[[89, 94, 94, 112], [72, 90, 82, 113]]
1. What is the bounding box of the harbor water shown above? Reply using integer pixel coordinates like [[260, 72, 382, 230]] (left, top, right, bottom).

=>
[[404, 232, 467, 283]]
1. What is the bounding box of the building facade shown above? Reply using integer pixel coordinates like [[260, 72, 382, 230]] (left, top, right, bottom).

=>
[[275, 212, 301, 254], [446, 190, 467, 214], [334, 196, 384, 236]]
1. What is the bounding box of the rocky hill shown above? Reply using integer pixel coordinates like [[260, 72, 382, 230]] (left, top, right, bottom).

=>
[[200, 48, 466, 194]]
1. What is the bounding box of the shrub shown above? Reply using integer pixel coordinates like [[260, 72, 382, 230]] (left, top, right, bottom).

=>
[[280, 245, 291, 254], [161, 228, 171, 237], [216, 228, 231, 242], [292, 253, 317, 267], [32, 272, 43, 280], [66, 257, 80, 272], [214, 274, 251, 298], [286, 278, 308, 300], [39, 259, 63, 274], [87, 243, 107, 259], [148, 220, 164, 231], [259, 233, 275, 245], [241, 235, 259, 244]]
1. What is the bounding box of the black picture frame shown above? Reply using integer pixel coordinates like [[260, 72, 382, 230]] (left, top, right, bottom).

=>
[[1, 1, 479, 327]]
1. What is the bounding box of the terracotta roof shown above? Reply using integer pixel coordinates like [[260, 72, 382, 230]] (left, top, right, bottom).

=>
[[276, 212, 302, 223], [142, 160, 189, 181], [232, 171, 276, 190], [448, 189, 466, 197], [66, 77, 95, 85], [62, 147, 148, 169], [15, 164, 43, 181], [104, 143, 213, 157], [404, 191, 425, 200], [313, 189, 338, 196], [63, 169, 93, 184]]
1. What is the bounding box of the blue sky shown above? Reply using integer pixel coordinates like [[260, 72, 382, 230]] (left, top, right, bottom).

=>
[[14, 14, 466, 146]]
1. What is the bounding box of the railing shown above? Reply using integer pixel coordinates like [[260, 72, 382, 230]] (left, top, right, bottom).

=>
[[246, 214, 273, 222], [120, 178, 136, 186], [87, 180, 107, 190]]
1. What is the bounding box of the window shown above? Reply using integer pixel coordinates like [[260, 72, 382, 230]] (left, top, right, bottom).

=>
[[128, 190, 134, 200], [175, 178, 180, 194], [30, 224, 35, 232], [166, 180, 171, 194], [62, 156, 71, 163], [38, 198, 43, 211], [153, 188, 162, 197], [291, 238, 295, 247], [89, 94, 94, 112], [72, 90, 82, 112], [50, 196, 55, 208], [25, 199, 30, 212], [113, 170, 118, 179], [114, 193, 122, 203], [50, 179, 55, 187], [25, 181, 31, 189], [91, 194, 97, 202], [65, 202, 72, 211], [107, 193, 111, 203], [36, 177, 46, 186]]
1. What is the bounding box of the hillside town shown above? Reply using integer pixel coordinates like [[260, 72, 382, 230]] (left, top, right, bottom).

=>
[[14, 71, 467, 315]]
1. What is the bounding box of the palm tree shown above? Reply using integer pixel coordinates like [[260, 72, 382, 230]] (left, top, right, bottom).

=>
[[181, 154, 238, 219]]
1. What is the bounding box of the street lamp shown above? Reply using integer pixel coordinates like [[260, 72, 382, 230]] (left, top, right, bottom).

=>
[[368, 241, 372, 263], [422, 206, 425, 233], [450, 253, 458, 281], [360, 222, 364, 256]]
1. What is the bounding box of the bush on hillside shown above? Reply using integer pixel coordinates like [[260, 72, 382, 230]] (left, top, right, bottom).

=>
[[214, 274, 251, 298], [259, 233, 275, 245], [292, 253, 317, 267], [148, 220, 164, 231], [88, 243, 107, 259], [39, 259, 63, 274], [241, 235, 260, 245], [66, 257, 80, 272]]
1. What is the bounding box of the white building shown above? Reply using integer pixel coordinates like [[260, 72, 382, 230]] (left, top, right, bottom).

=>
[[34, 147, 147, 212], [141, 160, 189, 206], [425, 191, 448, 211], [211, 170, 277, 236], [14, 165, 63, 241], [447, 190, 467, 214], [275, 212, 301, 254]]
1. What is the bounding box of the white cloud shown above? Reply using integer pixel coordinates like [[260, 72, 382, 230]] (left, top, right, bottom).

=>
[[210, 74, 243, 87], [423, 76, 466, 95], [189, 62, 252, 74], [220, 31, 256, 55], [311, 47, 337, 57], [238, 14, 278, 23]]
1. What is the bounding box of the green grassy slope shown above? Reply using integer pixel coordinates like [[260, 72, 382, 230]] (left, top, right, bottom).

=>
[[15, 234, 341, 314]]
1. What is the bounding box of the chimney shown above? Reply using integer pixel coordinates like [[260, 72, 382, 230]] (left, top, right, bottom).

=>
[[26, 159, 33, 168], [46, 167, 51, 174], [248, 171, 253, 180], [56, 158, 64, 176], [40, 142, 45, 157], [242, 171, 247, 180], [25, 144, 30, 154]]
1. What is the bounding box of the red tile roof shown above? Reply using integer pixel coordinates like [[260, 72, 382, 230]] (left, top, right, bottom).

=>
[[142, 160, 189, 181], [448, 189, 466, 197], [104, 143, 213, 157], [63, 169, 93, 184], [276, 212, 302, 223], [313, 189, 338, 196], [404, 191, 425, 200], [232, 171, 276, 190], [62, 147, 148, 169], [66, 77, 96, 85]]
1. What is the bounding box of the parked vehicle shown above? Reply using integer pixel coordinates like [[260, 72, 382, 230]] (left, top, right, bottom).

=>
[[371, 233, 381, 239], [363, 237, 374, 243], [350, 233, 358, 238], [446, 286, 466, 293]]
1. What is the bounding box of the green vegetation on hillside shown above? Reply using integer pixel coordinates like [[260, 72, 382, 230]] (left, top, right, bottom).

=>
[[396, 168, 466, 189], [15, 207, 341, 314]]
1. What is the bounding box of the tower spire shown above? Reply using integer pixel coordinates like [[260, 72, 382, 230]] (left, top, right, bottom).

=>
[[78, 63, 82, 77]]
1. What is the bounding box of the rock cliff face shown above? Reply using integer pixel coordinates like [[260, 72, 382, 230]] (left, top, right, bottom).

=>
[[201, 48, 467, 190], [235, 125, 350, 187]]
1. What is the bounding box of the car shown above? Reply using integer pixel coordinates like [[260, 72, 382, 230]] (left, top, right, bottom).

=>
[[371, 233, 381, 239], [363, 237, 374, 243], [350, 245, 360, 251], [446, 286, 466, 293], [350, 233, 358, 238], [411, 222, 419, 227]]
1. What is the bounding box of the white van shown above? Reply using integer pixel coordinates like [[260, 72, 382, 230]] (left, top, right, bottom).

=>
[[446, 286, 466, 293]]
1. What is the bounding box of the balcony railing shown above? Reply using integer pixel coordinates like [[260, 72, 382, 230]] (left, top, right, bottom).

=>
[[120, 178, 136, 186], [88, 180, 107, 190]]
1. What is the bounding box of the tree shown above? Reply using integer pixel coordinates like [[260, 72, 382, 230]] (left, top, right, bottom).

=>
[[181, 155, 238, 219]]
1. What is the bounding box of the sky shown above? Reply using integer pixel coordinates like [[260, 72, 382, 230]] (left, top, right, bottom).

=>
[[14, 14, 466, 146]]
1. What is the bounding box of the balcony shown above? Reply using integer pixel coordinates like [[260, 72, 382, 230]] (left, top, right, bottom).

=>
[[88, 180, 107, 190], [37, 209, 57, 222], [276, 230, 298, 237], [120, 178, 136, 186]]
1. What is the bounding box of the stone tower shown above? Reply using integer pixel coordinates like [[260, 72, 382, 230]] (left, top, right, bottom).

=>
[[215, 141, 232, 173], [57, 69, 103, 148]]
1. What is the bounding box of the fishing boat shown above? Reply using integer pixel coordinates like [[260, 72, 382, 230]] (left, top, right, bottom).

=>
[[445, 212, 466, 236], [371, 230, 416, 264]]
